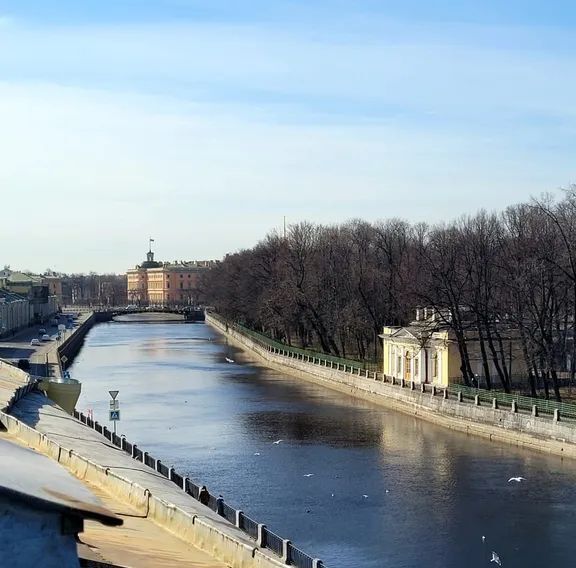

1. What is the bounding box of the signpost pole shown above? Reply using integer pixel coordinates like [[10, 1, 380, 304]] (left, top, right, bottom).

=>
[[108, 390, 120, 436]]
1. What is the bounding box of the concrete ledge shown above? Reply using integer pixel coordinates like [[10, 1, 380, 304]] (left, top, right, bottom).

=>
[[0, 410, 285, 568], [207, 314, 576, 460]]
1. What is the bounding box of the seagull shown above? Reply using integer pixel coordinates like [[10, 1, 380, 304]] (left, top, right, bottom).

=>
[[362, 494, 368, 499], [225, 357, 234, 364], [482, 536, 486, 543], [331, 493, 335, 497], [385, 490, 390, 493], [273, 439, 283, 445], [491, 551, 501, 565], [254, 452, 261, 456], [508, 477, 526, 483], [303, 473, 314, 477]]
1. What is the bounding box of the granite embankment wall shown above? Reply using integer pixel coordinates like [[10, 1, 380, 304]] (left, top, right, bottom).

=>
[[206, 314, 576, 460], [57, 312, 97, 373], [0, 410, 287, 568]]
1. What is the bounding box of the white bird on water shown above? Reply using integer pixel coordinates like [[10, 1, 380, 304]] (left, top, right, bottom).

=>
[[482, 536, 486, 543], [303, 473, 314, 477], [254, 452, 261, 456], [508, 477, 526, 483], [491, 551, 501, 565], [225, 357, 235, 364], [362, 494, 368, 499], [273, 439, 283, 445]]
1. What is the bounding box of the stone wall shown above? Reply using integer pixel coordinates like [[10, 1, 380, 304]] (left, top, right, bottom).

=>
[[207, 314, 576, 460]]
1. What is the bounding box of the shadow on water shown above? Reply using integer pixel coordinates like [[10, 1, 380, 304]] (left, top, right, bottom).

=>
[[241, 410, 382, 448]]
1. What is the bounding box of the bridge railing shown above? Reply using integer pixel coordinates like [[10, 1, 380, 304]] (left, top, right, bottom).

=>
[[73, 408, 325, 568]]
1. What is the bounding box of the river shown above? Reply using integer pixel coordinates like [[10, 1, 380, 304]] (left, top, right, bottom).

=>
[[70, 319, 576, 568]]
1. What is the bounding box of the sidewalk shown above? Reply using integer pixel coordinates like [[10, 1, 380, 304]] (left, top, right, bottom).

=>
[[5, 395, 235, 568]]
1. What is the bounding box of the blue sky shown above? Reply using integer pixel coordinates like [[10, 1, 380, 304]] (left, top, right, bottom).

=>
[[1, 1, 575, 272]]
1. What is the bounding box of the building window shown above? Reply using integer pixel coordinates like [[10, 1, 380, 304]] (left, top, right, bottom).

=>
[[167, 283, 170, 289], [414, 356, 419, 379], [397, 355, 402, 376], [404, 351, 412, 380], [179, 282, 183, 289], [180, 274, 183, 278], [187, 274, 190, 278], [432, 352, 438, 379]]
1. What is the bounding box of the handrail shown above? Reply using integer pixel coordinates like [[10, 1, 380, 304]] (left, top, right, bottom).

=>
[[209, 312, 576, 421], [72, 408, 325, 568], [209, 312, 378, 372]]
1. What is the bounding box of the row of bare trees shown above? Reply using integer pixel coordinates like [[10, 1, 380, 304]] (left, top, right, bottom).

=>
[[202, 190, 576, 399], [62, 273, 127, 306]]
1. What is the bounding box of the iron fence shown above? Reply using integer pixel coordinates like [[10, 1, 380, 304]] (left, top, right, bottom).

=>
[[221, 501, 237, 525], [71, 407, 324, 568], [447, 384, 576, 420], [209, 311, 378, 372], [210, 312, 576, 423], [289, 545, 317, 568], [263, 528, 284, 556], [240, 513, 259, 539]]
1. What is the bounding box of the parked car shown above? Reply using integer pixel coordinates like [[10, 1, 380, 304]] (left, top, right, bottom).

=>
[[41, 334, 51, 341], [30, 338, 40, 346], [38, 328, 46, 335]]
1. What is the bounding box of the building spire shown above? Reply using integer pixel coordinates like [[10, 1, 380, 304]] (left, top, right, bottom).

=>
[[147, 237, 155, 264]]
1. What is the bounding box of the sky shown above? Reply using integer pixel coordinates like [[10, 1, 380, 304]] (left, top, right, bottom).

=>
[[1, 1, 575, 273]]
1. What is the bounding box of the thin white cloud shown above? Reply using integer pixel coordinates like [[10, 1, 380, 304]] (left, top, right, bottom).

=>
[[0, 81, 571, 273], [0, 14, 575, 272], [1, 19, 576, 118]]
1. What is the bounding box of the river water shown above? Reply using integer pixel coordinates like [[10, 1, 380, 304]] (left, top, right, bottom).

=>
[[71, 320, 576, 568]]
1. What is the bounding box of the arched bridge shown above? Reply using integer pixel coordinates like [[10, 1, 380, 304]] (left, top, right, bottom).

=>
[[93, 306, 206, 323]]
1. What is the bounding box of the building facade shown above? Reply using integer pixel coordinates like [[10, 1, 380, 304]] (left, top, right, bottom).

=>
[[381, 307, 529, 387], [381, 324, 456, 387], [0, 270, 58, 327], [0, 290, 32, 337], [127, 249, 217, 306]]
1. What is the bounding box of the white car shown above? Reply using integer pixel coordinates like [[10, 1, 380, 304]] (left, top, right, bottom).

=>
[[41, 334, 51, 341], [30, 338, 40, 346]]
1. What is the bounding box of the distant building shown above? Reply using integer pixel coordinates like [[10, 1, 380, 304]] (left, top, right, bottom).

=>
[[0, 290, 31, 337], [127, 246, 217, 306], [0, 269, 58, 324]]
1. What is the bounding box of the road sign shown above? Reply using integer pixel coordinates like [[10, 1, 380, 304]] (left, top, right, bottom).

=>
[[109, 410, 120, 421], [109, 400, 119, 410], [108, 390, 119, 400], [61, 355, 68, 364]]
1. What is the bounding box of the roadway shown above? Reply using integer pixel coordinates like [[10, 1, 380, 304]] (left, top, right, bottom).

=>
[[0, 312, 82, 377]]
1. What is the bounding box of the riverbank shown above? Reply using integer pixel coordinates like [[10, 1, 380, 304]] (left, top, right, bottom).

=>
[[2, 392, 289, 568], [206, 313, 576, 461], [0, 317, 324, 568]]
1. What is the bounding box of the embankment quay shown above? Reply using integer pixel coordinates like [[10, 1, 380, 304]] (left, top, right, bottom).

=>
[[206, 314, 576, 461], [5, 312, 576, 566], [66, 315, 576, 568], [0, 313, 294, 568]]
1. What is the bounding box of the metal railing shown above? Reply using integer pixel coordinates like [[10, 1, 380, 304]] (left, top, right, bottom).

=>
[[72, 408, 325, 568], [447, 384, 576, 420], [209, 312, 379, 372], [209, 312, 576, 423]]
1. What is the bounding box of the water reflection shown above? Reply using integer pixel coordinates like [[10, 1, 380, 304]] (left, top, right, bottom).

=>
[[71, 322, 576, 568]]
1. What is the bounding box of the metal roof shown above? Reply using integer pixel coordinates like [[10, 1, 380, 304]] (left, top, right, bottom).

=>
[[0, 437, 122, 526]]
